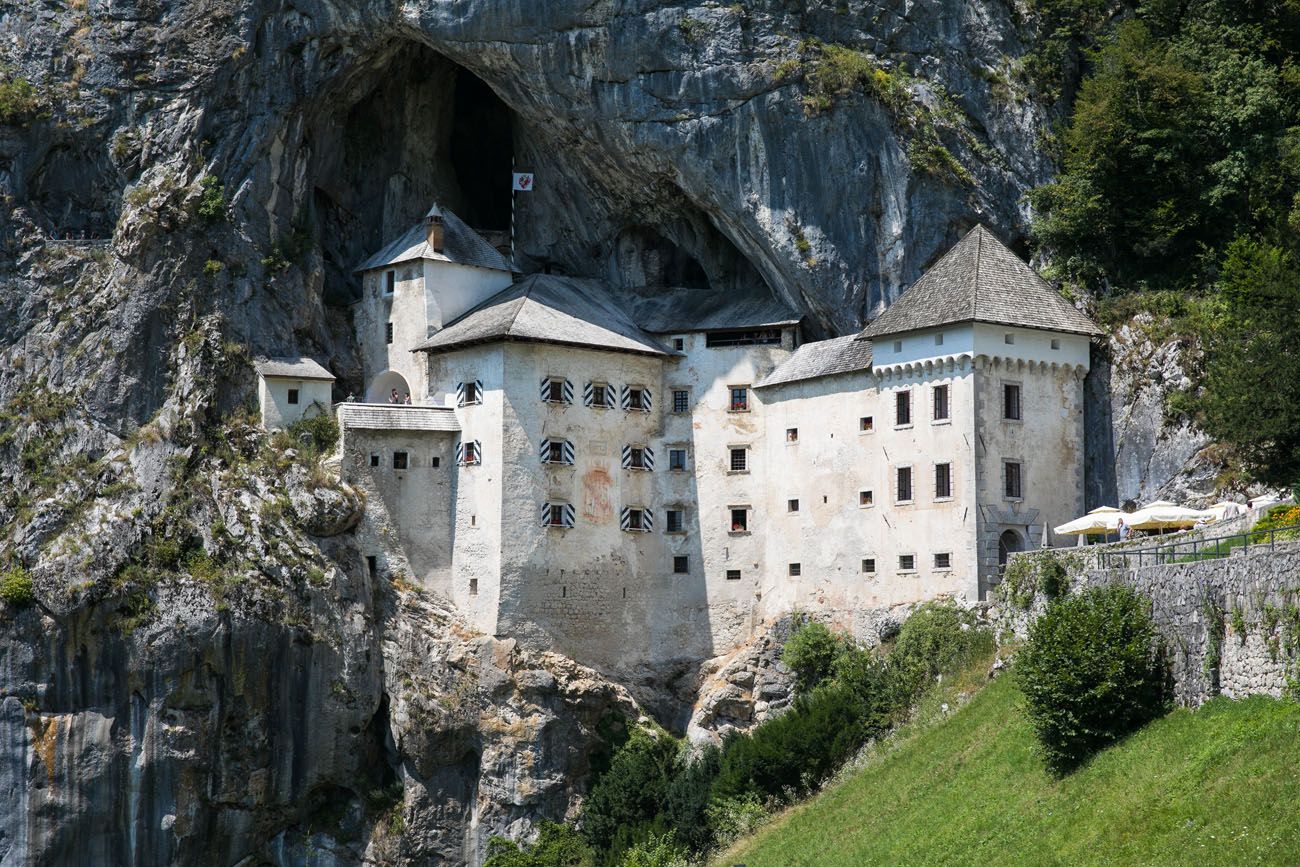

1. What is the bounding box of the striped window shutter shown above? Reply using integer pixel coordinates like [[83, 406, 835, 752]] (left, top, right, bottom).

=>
[[540, 502, 551, 527], [540, 377, 550, 401], [642, 508, 654, 531], [642, 388, 652, 412], [455, 382, 465, 407], [583, 381, 594, 406], [473, 440, 481, 464], [604, 384, 616, 407], [563, 503, 576, 527], [475, 380, 483, 402], [642, 446, 655, 471], [562, 379, 574, 404], [455, 441, 465, 464], [539, 438, 551, 463], [562, 440, 575, 465], [620, 385, 631, 410], [621, 444, 632, 469], [619, 506, 632, 531]]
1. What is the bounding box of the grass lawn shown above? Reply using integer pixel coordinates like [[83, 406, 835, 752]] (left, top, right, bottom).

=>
[[716, 673, 1300, 866]]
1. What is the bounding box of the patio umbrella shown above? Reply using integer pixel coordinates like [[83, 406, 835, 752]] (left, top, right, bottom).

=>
[[1126, 500, 1210, 531], [1053, 506, 1123, 536], [1202, 501, 1246, 522]]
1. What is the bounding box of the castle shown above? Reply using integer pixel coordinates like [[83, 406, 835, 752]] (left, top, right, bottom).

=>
[[258, 206, 1100, 670]]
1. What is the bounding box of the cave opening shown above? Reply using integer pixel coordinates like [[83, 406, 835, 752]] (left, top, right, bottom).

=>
[[614, 226, 713, 290], [449, 70, 514, 231]]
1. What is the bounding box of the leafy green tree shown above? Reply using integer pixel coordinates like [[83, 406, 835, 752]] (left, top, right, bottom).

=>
[[1196, 239, 1300, 489], [579, 727, 678, 858], [781, 619, 845, 693], [483, 821, 593, 867], [1017, 585, 1170, 775]]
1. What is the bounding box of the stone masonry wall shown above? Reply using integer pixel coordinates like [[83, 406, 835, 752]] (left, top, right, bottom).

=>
[[1003, 539, 1300, 706]]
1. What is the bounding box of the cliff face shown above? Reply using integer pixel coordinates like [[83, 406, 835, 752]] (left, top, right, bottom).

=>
[[0, 0, 1210, 863]]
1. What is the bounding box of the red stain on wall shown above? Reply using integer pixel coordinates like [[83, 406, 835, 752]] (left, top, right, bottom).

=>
[[582, 464, 614, 524]]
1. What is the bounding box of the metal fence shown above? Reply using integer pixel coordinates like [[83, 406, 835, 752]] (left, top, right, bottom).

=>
[[1100, 522, 1300, 568]]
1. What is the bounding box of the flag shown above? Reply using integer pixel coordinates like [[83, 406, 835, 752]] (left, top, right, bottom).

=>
[[512, 172, 535, 192]]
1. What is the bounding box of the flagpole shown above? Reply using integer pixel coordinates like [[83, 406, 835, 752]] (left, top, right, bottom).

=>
[[510, 156, 517, 269]]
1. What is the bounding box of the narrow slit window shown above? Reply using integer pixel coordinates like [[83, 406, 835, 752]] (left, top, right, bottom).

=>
[[896, 391, 911, 426], [897, 467, 913, 503], [1005, 461, 1023, 499], [935, 463, 952, 499], [932, 384, 949, 421], [1003, 383, 1022, 420]]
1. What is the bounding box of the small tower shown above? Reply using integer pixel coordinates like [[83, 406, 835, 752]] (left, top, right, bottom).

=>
[[425, 204, 445, 253]]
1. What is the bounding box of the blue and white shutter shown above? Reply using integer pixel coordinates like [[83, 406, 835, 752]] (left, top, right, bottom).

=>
[[562, 439, 575, 464], [539, 502, 551, 526], [642, 446, 655, 471], [603, 384, 615, 407], [475, 380, 483, 403], [642, 508, 654, 531], [455, 441, 465, 464], [539, 439, 551, 463], [619, 506, 632, 531], [473, 439, 481, 464], [540, 377, 550, 401], [583, 381, 595, 406], [620, 385, 630, 410], [621, 444, 632, 469], [562, 503, 575, 527], [562, 379, 574, 404], [641, 388, 652, 412], [455, 382, 465, 407]]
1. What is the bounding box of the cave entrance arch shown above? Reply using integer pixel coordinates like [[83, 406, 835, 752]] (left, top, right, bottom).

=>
[[613, 227, 710, 289], [366, 370, 412, 404], [449, 68, 514, 231]]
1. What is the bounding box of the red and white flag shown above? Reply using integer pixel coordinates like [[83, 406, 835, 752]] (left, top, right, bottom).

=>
[[512, 172, 535, 192]]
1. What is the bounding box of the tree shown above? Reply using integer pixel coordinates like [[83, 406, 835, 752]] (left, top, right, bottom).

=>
[[1197, 239, 1300, 490]]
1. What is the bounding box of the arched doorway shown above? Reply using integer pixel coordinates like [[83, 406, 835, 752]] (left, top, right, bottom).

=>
[[366, 370, 412, 403], [998, 529, 1025, 572]]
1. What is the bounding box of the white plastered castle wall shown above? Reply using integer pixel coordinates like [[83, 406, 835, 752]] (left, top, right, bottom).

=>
[[257, 376, 332, 430], [355, 260, 512, 402]]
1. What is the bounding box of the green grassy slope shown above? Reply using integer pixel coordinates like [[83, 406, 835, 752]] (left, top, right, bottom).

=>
[[717, 675, 1300, 866]]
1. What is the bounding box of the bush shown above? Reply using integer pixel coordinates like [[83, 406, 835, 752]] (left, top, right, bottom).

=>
[[580, 727, 678, 856], [484, 821, 593, 867], [286, 410, 339, 457], [781, 618, 845, 693], [616, 833, 688, 867], [1017, 585, 1170, 775], [660, 744, 720, 853], [0, 75, 41, 124], [890, 602, 991, 698], [0, 567, 35, 608], [195, 174, 226, 221]]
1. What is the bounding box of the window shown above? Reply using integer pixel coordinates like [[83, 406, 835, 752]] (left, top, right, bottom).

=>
[[672, 337, 685, 351], [935, 463, 952, 499], [666, 509, 685, 533], [932, 384, 949, 421], [788, 498, 800, 513], [935, 333, 944, 346], [1005, 461, 1023, 499], [469, 578, 478, 596], [431, 456, 440, 468], [860, 416, 874, 433], [623, 445, 653, 471], [729, 386, 750, 412], [672, 389, 690, 413], [369, 453, 380, 468], [786, 427, 798, 443], [729, 447, 748, 473], [458, 440, 481, 466], [1051, 338, 1061, 350], [384, 270, 395, 295], [730, 508, 749, 533], [541, 439, 574, 465], [895, 390, 911, 426], [541, 377, 571, 404], [1004, 332, 1015, 345], [366, 555, 377, 578], [892, 339, 903, 352], [587, 382, 614, 408], [899, 554, 916, 572], [393, 451, 408, 470], [897, 466, 913, 503], [673, 555, 689, 574], [706, 329, 781, 347], [1003, 383, 1021, 420], [726, 569, 742, 580], [621, 507, 652, 532], [788, 563, 801, 577], [934, 552, 952, 569], [859, 490, 873, 507], [624, 386, 651, 412], [861, 558, 876, 574], [668, 448, 687, 471], [385, 322, 394, 345], [541, 503, 576, 528], [458, 380, 482, 407], [287, 388, 300, 405]]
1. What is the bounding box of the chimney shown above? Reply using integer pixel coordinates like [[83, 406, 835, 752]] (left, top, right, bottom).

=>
[[426, 212, 445, 253]]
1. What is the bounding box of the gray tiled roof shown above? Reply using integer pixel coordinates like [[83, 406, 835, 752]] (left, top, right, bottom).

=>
[[614, 285, 801, 333], [355, 204, 515, 274], [755, 334, 874, 389], [414, 274, 673, 357], [860, 225, 1102, 339], [337, 404, 460, 432], [254, 356, 335, 381]]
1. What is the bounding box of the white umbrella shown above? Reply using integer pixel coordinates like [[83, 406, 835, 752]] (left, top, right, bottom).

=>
[[1054, 506, 1123, 536], [1126, 500, 1210, 531], [1202, 501, 1246, 522]]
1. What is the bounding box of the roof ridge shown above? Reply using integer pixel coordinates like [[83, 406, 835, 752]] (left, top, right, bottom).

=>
[[970, 226, 982, 322]]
